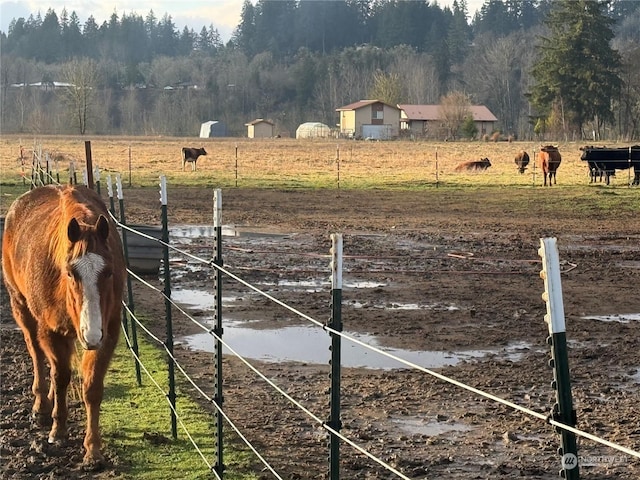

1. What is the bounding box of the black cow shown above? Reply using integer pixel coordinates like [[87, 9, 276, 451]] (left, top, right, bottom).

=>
[[181, 147, 207, 171], [580, 146, 640, 186]]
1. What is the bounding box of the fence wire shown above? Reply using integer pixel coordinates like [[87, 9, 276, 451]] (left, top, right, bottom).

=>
[[118, 219, 640, 479]]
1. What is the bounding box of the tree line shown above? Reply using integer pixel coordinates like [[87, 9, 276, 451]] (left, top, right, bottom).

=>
[[1, 0, 639, 140]]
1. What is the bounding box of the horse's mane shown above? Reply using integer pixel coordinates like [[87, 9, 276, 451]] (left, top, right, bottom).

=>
[[48, 186, 106, 268]]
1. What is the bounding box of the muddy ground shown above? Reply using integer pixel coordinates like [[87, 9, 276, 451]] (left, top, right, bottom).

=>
[[2, 187, 640, 479]]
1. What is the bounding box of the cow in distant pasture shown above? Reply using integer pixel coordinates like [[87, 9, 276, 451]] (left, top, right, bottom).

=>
[[580, 145, 640, 186], [181, 147, 207, 171], [453, 157, 492, 172], [514, 150, 530, 174], [538, 145, 561, 186]]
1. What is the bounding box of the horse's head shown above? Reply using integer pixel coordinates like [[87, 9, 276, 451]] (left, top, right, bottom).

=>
[[64, 214, 120, 350]]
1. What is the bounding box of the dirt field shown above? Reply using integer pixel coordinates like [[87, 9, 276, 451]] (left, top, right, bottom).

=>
[[1, 137, 640, 479]]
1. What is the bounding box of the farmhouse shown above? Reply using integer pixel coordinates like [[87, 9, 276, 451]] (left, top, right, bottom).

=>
[[245, 118, 275, 138], [336, 100, 400, 140], [398, 104, 498, 139]]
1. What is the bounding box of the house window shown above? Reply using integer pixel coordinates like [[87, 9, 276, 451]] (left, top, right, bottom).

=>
[[372, 103, 384, 124]]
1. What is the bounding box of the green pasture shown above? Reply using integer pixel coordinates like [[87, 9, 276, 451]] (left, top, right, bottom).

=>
[[99, 331, 257, 480]]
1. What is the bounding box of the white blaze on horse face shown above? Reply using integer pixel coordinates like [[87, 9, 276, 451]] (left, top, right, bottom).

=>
[[72, 252, 106, 349]]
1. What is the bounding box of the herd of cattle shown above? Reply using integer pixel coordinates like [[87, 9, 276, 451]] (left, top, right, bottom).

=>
[[180, 144, 639, 186], [452, 144, 639, 186]]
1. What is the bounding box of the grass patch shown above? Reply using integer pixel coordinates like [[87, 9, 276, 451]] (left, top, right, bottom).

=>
[[101, 333, 257, 480]]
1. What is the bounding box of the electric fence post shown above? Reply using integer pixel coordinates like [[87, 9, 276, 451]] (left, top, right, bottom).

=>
[[212, 189, 225, 477], [538, 237, 580, 479], [159, 176, 178, 439], [117, 174, 142, 386], [327, 233, 343, 480]]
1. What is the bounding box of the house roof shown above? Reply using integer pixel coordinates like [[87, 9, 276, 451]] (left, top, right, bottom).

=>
[[245, 118, 274, 126], [398, 104, 498, 122], [336, 99, 399, 111]]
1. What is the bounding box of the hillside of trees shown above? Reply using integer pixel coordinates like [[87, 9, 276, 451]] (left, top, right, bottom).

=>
[[1, 0, 639, 140]]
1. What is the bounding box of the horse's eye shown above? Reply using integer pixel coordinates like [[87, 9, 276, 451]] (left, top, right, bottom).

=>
[[103, 269, 113, 279]]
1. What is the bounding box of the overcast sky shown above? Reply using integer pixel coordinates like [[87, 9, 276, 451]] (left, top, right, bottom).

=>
[[0, 0, 485, 43]]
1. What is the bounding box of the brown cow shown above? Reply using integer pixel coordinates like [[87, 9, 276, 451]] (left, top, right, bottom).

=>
[[181, 147, 207, 171], [538, 145, 561, 186], [514, 150, 530, 174], [454, 157, 492, 172]]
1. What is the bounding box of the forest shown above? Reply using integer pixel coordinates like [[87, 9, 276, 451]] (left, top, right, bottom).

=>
[[0, 0, 639, 140]]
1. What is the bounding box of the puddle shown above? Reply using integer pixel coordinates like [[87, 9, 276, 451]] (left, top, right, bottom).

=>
[[178, 320, 532, 370], [345, 299, 459, 311], [171, 289, 245, 308], [392, 417, 472, 436], [262, 279, 387, 292], [171, 224, 290, 243], [582, 313, 640, 324]]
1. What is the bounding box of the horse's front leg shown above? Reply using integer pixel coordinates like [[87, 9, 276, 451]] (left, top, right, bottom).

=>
[[41, 330, 74, 443], [8, 297, 52, 424], [81, 335, 117, 470]]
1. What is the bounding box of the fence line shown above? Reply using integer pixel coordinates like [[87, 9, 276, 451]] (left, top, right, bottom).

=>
[[113, 191, 640, 472], [21, 158, 640, 478]]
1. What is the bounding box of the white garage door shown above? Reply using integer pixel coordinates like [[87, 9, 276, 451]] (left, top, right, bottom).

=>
[[362, 125, 391, 140]]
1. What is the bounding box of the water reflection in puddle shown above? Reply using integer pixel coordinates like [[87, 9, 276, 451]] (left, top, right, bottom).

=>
[[179, 321, 532, 370], [582, 313, 640, 324], [392, 417, 473, 436], [171, 224, 291, 244], [171, 289, 245, 308]]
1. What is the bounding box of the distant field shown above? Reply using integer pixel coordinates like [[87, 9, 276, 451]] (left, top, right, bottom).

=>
[[0, 134, 637, 189]]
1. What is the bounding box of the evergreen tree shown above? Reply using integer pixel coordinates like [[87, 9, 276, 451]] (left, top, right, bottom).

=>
[[529, 0, 623, 138], [232, 0, 257, 56]]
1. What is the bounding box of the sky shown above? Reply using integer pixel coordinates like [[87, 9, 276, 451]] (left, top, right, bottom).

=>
[[0, 0, 485, 42]]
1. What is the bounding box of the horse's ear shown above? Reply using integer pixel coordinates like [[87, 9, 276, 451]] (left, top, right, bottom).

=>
[[68, 218, 82, 243], [96, 215, 110, 241]]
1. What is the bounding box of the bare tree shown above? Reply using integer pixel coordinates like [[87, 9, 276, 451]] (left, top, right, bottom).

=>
[[439, 91, 472, 140], [60, 58, 98, 134], [368, 70, 403, 105]]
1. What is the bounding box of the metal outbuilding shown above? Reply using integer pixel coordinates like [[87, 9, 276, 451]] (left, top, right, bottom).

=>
[[200, 121, 227, 138]]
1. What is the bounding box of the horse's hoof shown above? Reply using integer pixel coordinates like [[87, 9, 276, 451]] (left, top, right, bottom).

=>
[[47, 434, 66, 446], [31, 411, 52, 427], [82, 455, 106, 472]]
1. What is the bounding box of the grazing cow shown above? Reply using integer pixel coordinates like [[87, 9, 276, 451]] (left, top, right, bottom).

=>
[[580, 145, 640, 186], [453, 157, 492, 172], [514, 150, 530, 174], [538, 145, 561, 186], [181, 147, 207, 171]]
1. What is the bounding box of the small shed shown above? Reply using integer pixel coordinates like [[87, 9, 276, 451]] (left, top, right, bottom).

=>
[[296, 122, 331, 139], [200, 121, 227, 138], [245, 118, 274, 138]]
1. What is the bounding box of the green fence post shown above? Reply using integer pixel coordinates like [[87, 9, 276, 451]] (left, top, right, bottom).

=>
[[116, 174, 142, 386], [539, 237, 580, 479], [212, 189, 225, 477], [160, 176, 178, 440], [327, 233, 343, 480]]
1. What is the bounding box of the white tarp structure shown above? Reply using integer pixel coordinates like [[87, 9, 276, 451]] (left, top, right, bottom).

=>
[[296, 122, 331, 139], [200, 120, 226, 138]]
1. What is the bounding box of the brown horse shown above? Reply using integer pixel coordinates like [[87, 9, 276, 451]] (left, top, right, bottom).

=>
[[1, 184, 126, 470], [538, 145, 562, 186]]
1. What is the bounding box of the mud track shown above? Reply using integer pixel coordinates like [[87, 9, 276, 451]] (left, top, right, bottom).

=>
[[2, 187, 640, 479]]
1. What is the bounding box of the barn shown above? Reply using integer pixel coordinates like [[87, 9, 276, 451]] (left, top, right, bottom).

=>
[[335, 100, 400, 140], [199, 121, 227, 138], [296, 122, 331, 139], [245, 118, 275, 138]]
